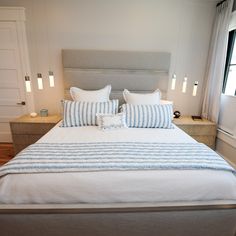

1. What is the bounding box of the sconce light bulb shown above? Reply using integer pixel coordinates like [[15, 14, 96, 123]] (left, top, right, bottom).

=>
[[192, 81, 198, 96], [171, 74, 176, 90], [37, 73, 43, 90], [182, 76, 188, 93], [49, 71, 55, 87], [25, 76, 31, 93]]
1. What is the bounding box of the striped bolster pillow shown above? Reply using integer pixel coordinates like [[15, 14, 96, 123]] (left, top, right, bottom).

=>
[[61, 100, 119, 127], [121, 103, 174, 128]]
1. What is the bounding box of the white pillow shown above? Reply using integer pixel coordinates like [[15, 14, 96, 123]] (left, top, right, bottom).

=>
[[123, 89, 161, 105], [70, 85, 111, 102], [96, 113, 127, 131], [160, 100, 173, 105]]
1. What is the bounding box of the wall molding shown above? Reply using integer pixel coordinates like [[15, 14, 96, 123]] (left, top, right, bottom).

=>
[[217, 129, 236, 148], [0, 7, 25, 21], [217, 151, 236, 169]]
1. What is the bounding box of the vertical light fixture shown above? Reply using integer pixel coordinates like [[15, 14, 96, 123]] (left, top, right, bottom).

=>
[[25, 76, 31, 92], [45, 0, 55, 88], [192, 81, 198, 96], [32, 0, 43, 91], [182, 76, 188, 93], [48, 71, 55, 87], [37, 73, 43, 90], [171, 74, 177, 90]]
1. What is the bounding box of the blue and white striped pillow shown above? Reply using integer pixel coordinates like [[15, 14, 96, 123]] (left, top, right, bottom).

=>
[[121, 103, 173, 128], [61, 100, 119, 127]]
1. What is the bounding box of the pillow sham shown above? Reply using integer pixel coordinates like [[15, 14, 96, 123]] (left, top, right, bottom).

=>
[[121, 103, 173, 129], [160, 100, 173, 105], [70, 85, 111, 102], [123, 89, 161, 105], [96, 113, 127, 131], [61, 99, 119, 127]]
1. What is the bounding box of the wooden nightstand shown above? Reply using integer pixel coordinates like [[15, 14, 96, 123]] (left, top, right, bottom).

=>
[[10, 114, 61, 154], [173, 116, 217, 149]]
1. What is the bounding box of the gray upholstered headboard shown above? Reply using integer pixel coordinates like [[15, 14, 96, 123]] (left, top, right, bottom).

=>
[[62, 49, 171, 102]]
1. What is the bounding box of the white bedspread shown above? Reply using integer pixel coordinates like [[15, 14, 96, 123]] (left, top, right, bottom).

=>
[[0, 124, 236, 204]]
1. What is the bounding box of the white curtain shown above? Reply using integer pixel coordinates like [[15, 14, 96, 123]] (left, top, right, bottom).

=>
[[202, 0, 233, 123]]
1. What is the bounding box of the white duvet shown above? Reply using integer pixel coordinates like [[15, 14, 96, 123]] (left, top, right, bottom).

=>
[[0, 123, 236, 205]]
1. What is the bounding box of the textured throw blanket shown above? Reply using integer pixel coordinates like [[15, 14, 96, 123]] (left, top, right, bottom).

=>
[[0, 142, 235, 177]]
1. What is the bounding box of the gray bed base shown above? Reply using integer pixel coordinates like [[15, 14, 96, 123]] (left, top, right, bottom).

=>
[[0, 203, 236, 236]]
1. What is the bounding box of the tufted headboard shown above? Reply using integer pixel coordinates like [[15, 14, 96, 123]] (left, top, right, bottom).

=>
[[62, 49, 171, 103]]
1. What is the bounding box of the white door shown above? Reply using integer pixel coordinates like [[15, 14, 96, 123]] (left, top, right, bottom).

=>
[[0, 22, 27, 142]]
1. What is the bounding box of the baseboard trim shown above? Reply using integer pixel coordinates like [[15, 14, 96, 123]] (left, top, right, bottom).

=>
[[217, 151, 236, 169], [217, 129, 236, 148]]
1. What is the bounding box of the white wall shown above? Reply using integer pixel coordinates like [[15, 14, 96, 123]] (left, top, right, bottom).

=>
[[0, 0, 216, 115]]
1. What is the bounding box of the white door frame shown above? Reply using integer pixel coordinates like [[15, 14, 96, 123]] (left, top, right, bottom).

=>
[[0, 7, 35, 113]]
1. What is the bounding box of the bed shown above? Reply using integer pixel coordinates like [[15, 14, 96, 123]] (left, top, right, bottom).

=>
[[0, 50, 235, 236]]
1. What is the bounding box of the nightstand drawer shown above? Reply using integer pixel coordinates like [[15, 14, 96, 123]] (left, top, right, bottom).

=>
[[12, 134, 43, 145], [13, 144, 34, 154], [10, 123, 56, 135], [173, 116, 216, 149], [177, 125, 216, 136], [191, 135, 216, 149], [10, 114, 61, 154]]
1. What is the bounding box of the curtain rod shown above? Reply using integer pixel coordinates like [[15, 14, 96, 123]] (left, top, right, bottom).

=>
[[216, 0, 226, 7]]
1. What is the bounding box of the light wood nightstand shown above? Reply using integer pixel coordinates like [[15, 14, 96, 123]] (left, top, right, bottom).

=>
[[173, 116, 217, 149], [10, 114, 61, 154]]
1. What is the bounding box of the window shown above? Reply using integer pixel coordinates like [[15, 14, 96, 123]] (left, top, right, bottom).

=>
[[223, 30, 236, 96]]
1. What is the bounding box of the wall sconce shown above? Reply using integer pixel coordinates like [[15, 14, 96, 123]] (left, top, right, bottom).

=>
[[182, 76, 188, 93], [171, 74, 176, 90], [25, 76, 31, 92], [48, 71, 55, 87], [37, 73, 43, 90], [192, 81, 198, 96]]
